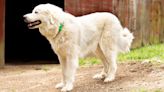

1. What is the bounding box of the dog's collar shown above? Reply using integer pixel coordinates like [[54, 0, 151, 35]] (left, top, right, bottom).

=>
[[58, 23, 64, 32]]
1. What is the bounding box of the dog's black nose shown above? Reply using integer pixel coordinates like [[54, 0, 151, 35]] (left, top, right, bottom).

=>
[[23, 15, 28, 22], [23, 15, 27, 19]]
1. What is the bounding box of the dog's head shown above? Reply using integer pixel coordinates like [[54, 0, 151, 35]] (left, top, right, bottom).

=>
[[23, 3, 63, 29]]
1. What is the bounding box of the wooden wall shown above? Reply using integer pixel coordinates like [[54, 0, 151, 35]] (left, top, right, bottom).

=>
[[65, 0, 164, 48], [112, 0, 164, 48], [0, 0, 5, 65], [65, 0, 113, 16]]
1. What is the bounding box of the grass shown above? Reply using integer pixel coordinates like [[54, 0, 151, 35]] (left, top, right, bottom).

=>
[[79, 43, 164, 66], [131, 88, 163, 92], [118, 43, 164, 63], [79, 57, 101, 66]]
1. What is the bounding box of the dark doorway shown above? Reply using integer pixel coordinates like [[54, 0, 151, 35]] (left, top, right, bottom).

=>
[[5, 0, 64, 64]]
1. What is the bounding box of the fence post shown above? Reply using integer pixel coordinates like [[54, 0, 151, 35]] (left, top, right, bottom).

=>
[[0, 0, 5, 66]]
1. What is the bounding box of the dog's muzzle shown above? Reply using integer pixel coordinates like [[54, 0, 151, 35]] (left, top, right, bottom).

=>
[[23, 16, 41, 29]]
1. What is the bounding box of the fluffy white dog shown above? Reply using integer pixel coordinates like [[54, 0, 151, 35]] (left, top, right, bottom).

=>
[[24, 3, 134, 92]]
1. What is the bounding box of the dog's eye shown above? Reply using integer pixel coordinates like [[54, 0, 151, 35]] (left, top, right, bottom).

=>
[[34, 11, 38, 14]]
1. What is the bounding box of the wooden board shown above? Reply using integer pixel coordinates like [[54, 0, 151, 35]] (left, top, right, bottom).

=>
[[0, 0, 5, 65]]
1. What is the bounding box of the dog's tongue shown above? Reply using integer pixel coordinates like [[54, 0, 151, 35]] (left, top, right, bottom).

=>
[[28, 21, 41, 27], [28, 23, 33, 27]]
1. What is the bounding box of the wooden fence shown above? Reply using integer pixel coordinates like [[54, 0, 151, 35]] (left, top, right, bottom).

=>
[[65, 0, 164, 48]]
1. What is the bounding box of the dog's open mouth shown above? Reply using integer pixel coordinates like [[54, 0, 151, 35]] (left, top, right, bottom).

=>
[[27, 20, 41, 28]]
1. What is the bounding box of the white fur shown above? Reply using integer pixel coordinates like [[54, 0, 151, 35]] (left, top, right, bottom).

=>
[[24, 3, 134, 92]]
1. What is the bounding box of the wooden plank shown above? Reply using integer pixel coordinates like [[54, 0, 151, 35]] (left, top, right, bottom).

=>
[[0, 0, 5, 65], [149, 0, 161, 44], [141, 0, 150, 46], [159, 0, 164, 43], [131, 0, 142, 47]]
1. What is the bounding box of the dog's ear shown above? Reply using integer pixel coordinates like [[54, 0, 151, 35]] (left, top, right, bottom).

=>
[[49, 15, 55, 25]]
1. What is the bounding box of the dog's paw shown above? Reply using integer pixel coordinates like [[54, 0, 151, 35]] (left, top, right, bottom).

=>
[[93, 73, 105, 80], [55, 82, 65, 89], [61, 84, 73, 92], [104, 76, 115, 83]]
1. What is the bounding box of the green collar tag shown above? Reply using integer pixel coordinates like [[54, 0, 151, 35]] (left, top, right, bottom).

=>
[[58, 23, 64, 32]]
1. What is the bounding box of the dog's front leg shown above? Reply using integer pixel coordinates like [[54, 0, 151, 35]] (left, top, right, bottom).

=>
[[55, 56, 66, 89], [61, 55, 79, 92]]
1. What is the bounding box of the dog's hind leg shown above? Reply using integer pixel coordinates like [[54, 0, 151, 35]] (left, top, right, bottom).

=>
[[93, 45, 108, 80], [99, 30, 118, 82], [103, 50, 117, 82]]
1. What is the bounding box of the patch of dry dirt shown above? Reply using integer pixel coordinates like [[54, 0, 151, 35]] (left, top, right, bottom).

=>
[[0, 62, 164, 92]]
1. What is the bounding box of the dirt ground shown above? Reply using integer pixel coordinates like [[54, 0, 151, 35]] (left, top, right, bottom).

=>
[[0, 62, 164, 92]]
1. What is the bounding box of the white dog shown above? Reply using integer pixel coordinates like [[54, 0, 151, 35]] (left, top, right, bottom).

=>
[[24, 3, 134, 92]]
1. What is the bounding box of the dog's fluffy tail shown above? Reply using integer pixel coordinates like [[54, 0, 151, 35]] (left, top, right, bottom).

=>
[[117, 27, 134, 53]]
